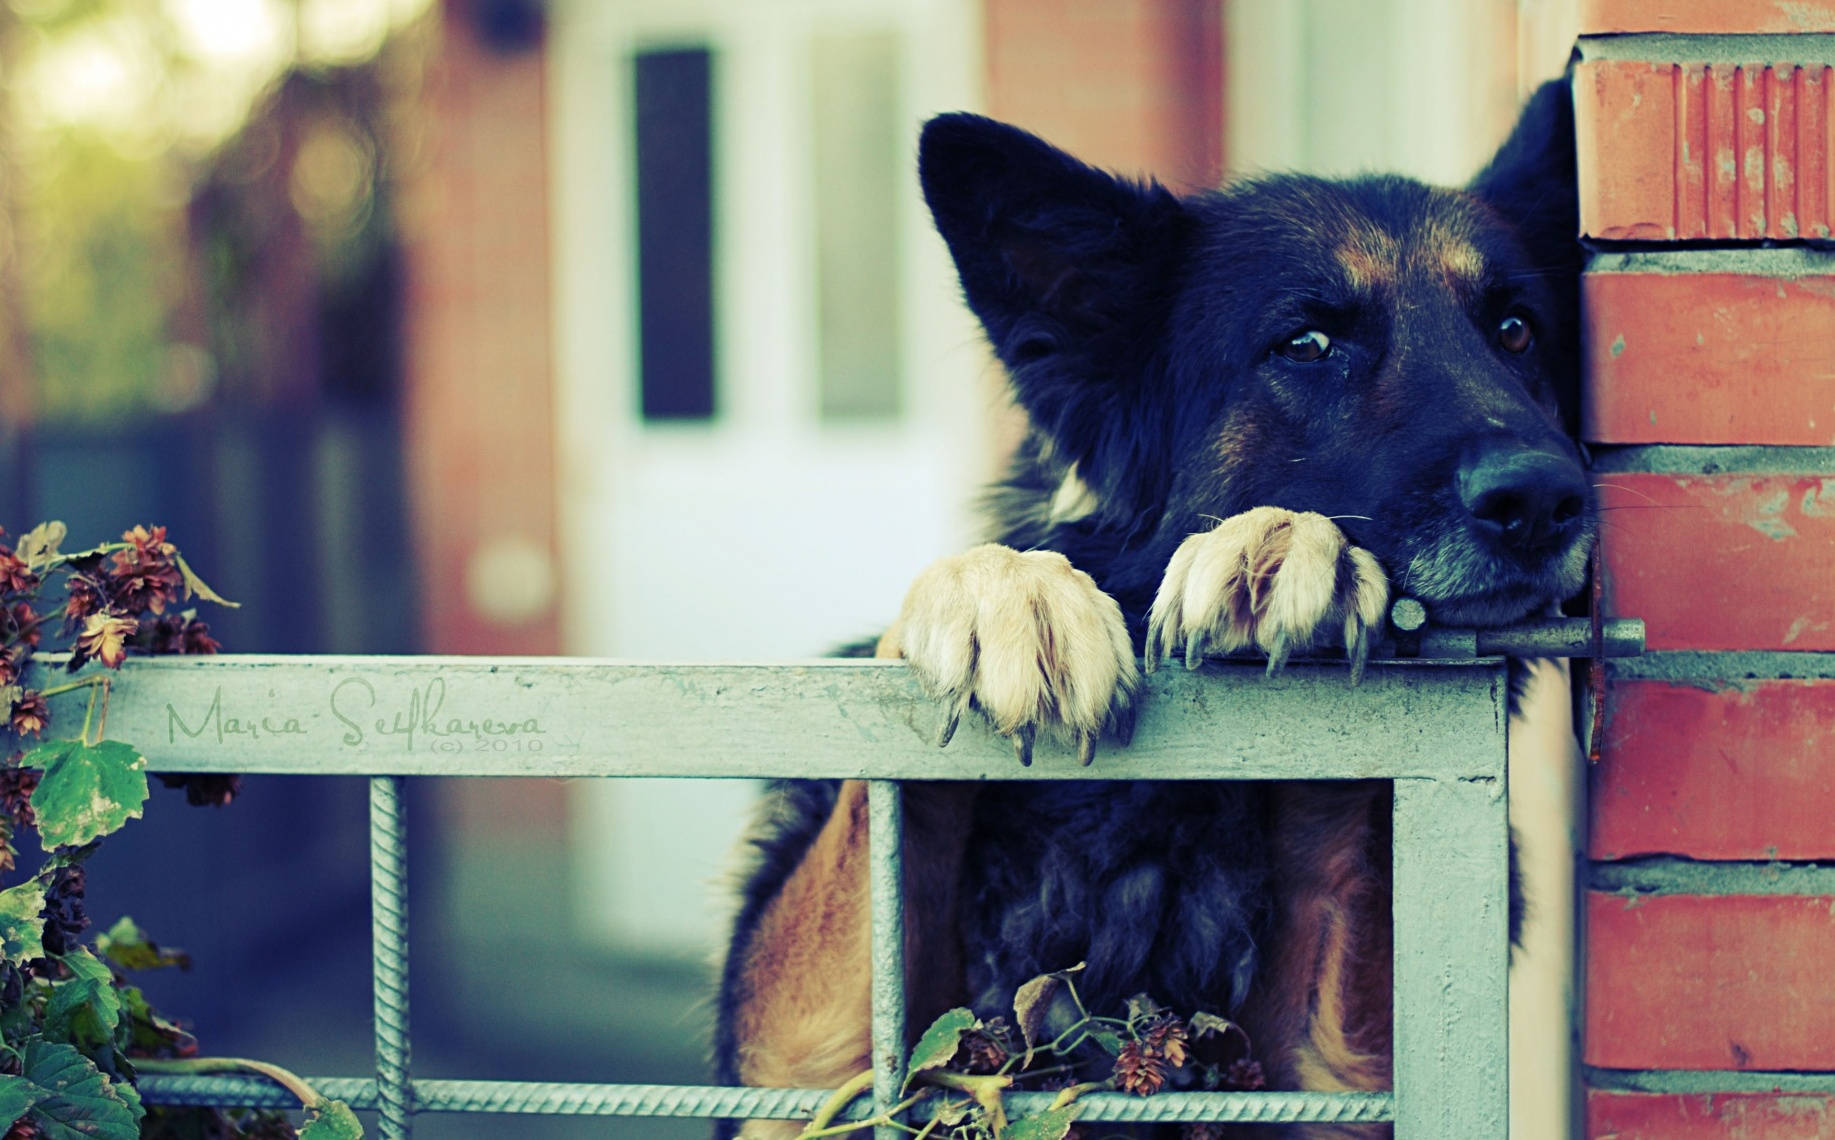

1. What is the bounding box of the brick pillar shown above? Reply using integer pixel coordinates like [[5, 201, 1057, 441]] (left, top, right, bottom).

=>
[[1574, 4, 1835, 1135], [400, 4, 560, 656]]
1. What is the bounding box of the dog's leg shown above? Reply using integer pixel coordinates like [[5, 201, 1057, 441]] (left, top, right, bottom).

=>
[[727, 777, 976, 1139], [1144, 510, 1393, 1137], [726, 544, 1139, 1137], [1144, 507, 1388, 678], [1239, 782, 1393, 1140]]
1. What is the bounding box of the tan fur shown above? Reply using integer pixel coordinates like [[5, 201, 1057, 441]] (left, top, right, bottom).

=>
[[1415, 217, 1485, 292], [1145, 507, 1389, 667], [1334, 227, 1400, 292], [1241, 783, 1394, 1140], [731, 771, 978, 1140], [731, 781, 874, 1093]]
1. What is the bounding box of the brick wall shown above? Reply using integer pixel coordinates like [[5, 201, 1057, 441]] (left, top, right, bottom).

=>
[[1575, 3, 1835, 1133]]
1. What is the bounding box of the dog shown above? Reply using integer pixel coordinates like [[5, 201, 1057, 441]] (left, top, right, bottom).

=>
[[713, 78, 1592, 1138]]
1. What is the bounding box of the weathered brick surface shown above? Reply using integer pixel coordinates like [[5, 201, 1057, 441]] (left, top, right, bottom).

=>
[[1587, 1090, 1835, 1139], [1598, 473, 1835, 650], [1586, 892, 1835, 1069], [1576, 60, 1835, 242], [1582, 269, 1835, 445], [1593, 679, 1835, 859], [1580, 0, 1835, 34]]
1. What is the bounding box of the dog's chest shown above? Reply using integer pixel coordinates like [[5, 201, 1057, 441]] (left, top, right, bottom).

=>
[[960, 782, 1271, 1022]]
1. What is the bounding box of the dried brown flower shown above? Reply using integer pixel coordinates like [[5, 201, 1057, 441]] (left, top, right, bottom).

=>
[[1224, 1058, 1266, 1091], [63, 575, 104, 624], [1113, 1039, 1167, 1096], [109, 526, 184, 615], [9, 692, 48, 738], [77, 613, 137, 669], [0, 551, 32, 595], [1142, 1015, 1191, 1069], [6, 603, 40, 648], [0, 765, 38, 828]]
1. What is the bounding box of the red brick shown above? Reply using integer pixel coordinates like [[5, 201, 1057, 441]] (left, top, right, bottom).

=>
[[1580, 0, 1835, 34], [1594, 680, 1835, 859], [1598, 473, 1835, 650], [1575, 60, 1835, 242], [1587, 1090, 1835, 1139], [1583, 270, 1835, 445], [1586, 892, 1835, 1069]]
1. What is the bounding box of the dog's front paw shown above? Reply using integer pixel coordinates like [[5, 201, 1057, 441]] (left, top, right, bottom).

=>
[[1145, 507, 1388, 680], [885, 544, 1138, 766]]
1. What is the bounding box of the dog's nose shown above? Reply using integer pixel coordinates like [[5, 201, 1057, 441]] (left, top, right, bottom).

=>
[[1458, 445, 1589, 552]]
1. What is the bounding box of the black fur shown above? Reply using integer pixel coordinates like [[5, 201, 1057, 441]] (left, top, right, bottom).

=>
[[716, 77, 1590, 1126]]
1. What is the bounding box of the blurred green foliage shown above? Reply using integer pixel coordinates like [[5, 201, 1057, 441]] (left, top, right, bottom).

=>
[[0, 0, 418, 426]]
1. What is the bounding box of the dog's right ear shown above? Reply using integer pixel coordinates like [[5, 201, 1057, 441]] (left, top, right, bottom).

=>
[[919, 113, 1188, 401]]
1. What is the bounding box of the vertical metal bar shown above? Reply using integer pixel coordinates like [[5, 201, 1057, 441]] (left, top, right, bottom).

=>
[[370, 776, 412, 1139], [1391, 722, 1511, 1134], [867, 780, 907, 1140]]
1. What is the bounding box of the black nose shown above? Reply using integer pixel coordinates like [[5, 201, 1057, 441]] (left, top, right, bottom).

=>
[[1458, 445, 1588, 552]]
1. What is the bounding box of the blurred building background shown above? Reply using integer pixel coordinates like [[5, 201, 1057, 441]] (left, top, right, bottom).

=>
[[0, 1, 1580, 1137]]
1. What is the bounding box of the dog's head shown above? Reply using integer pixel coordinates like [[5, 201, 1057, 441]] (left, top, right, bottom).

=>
[[922, 82, 1593, 628]]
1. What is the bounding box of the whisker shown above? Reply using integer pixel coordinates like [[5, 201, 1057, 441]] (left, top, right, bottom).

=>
[[1591, 480, 1662, 505], [1326, 515, 1374, 522]]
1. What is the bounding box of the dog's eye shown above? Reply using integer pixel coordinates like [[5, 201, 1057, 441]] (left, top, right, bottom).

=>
[[1278, 329, 1332, 363], [1497, 314, 1533, 354]]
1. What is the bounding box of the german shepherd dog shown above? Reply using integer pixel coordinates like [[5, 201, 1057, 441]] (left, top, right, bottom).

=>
[[715, 79, 1592, 1138]]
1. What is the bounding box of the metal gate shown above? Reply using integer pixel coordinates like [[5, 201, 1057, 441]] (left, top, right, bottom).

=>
[[61, 617, 1638, 1136]]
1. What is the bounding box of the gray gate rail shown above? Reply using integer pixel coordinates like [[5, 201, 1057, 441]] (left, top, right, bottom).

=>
[[40, 619, 1639, 1137]]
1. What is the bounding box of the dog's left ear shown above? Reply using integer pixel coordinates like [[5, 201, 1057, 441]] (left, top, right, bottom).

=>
[[1469, 76, 1583, 416], [1469, 76, 1580, 280]]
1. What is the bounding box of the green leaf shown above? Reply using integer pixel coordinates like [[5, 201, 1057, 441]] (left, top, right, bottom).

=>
[[27, 739, 149, 848], [18, 1039, 142, 1140], [1000, 1104, 1080, 1140], [174, 553, 240, 609], [905, 1007, 978, 1088], [1087, 1030, 1125, 1056], [0, 1073, 45, 1129], [96, 917, 190, 973], [115, 986, 193, 1056], [43, 949, 121, 1051], [0, 882, 47, 965], [299, 1099, 364, 1139]]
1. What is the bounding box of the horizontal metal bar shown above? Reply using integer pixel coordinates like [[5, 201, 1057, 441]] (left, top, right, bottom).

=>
[[135, 1076, 1394, 1123], [1472, 617, 1643, 659], [22, 655, 1506, 780]]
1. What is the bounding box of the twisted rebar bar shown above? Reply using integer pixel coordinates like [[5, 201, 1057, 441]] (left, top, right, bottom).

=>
[[369, 776, 411, 1139], [135, 1075, 1394, 1124]]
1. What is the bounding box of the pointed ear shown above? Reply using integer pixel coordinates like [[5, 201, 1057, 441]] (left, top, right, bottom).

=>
[[1469, 75, 1582, 288], [1470, 76, 1583, 420], [918, 113, 1188, 377]]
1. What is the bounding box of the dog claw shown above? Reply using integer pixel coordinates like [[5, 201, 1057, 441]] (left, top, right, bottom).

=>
[[1265, 635, 1292, 677], [1347, 625, 1371, 687], [1076, 731, 1097, 766], [1112, 703, 1137, 747], [1183, 636, 1206, 672], [1013, 724, 1036, 767], [936, 707, 961, 748]]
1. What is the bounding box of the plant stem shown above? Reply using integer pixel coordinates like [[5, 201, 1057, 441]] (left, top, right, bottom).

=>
[[802, 1069, 874, 1133], [133, 1057, 326, 1111], [34, 674, 103, 701]]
